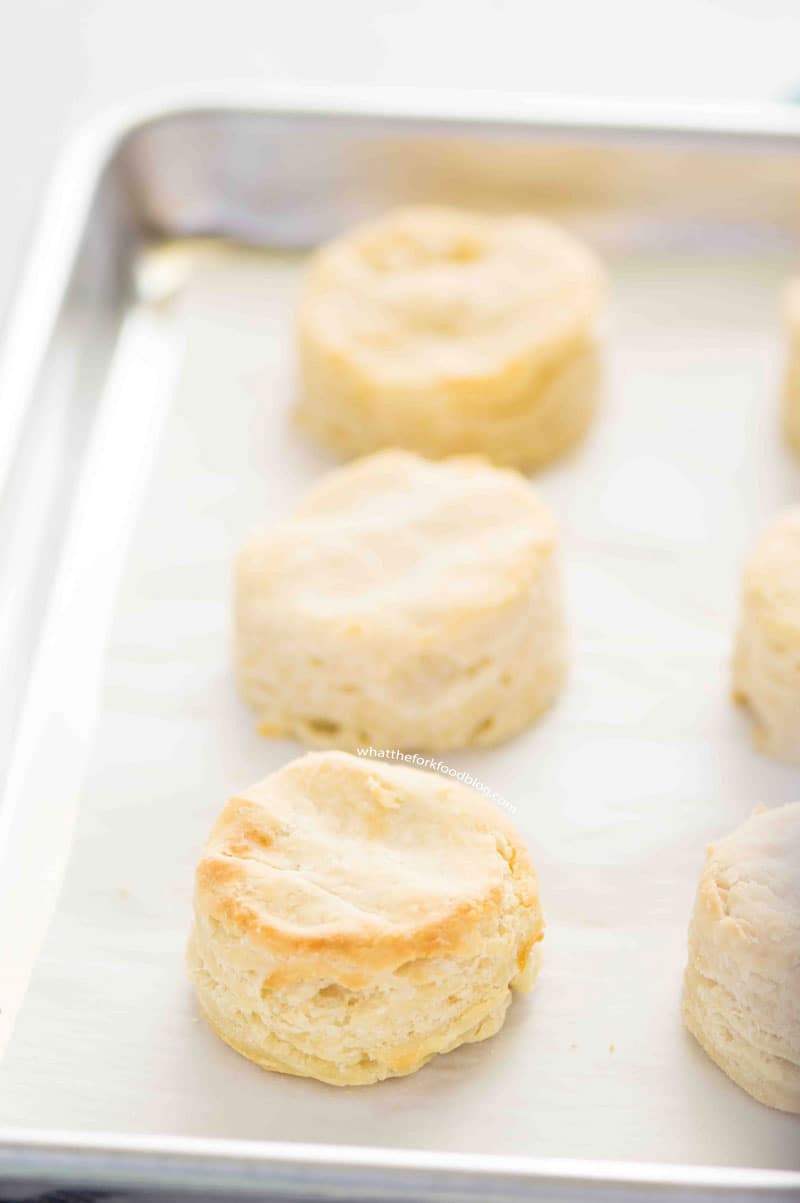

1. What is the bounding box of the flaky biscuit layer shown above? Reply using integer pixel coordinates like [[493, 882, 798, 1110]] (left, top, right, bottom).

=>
[[235, 450, 566, 752], [683, 803, 800, 1113], [189, 751, 543, 1085], [295, 206, 605, 469], [784, 281, 800, 456], [732, 508, 800, 763]]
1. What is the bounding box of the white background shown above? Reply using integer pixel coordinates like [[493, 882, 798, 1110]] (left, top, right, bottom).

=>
[[2, 0, 800, 338]]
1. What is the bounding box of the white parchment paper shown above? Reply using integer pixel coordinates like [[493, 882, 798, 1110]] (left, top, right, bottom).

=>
[[1, 244, 799, 1169]]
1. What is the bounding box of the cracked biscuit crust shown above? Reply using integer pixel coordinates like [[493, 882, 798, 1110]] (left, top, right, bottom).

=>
[[189, 751, 543, 1085]]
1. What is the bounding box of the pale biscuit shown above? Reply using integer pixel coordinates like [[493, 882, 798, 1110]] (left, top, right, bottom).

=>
[[235, 450, 566, 751], [295, 206, 605, 469], [732, 508, 800, 763], [683, 803, 800, 1113], [783, 280, 800, 455], [188, 750, 543, 1085]]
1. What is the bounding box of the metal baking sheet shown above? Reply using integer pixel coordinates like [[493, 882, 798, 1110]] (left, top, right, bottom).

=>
[[1, 90, 800, 1201]]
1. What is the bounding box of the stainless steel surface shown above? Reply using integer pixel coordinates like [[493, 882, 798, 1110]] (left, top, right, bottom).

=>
[[3, 1131, 800, 1202], [2, 88, 800, 1201], [0, 125, 138, 790]]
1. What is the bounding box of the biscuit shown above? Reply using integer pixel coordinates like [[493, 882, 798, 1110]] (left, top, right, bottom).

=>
[[295, 206, 605, 469], [732, 508, 800, 763], [188, 750, 543, 1085], [235, 450, 566, 751], [683, 803, 800, 1113], [784, 280, 800, 456]]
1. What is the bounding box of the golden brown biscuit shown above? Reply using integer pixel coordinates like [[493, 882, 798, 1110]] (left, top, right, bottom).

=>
[[295, 206, 606, 469], [235, 450, 566, 751], [683, 803, 800, 1113], [188, 751, 543, 1085], [732, 508, 800, 763], [783, 280, 800, 456]]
